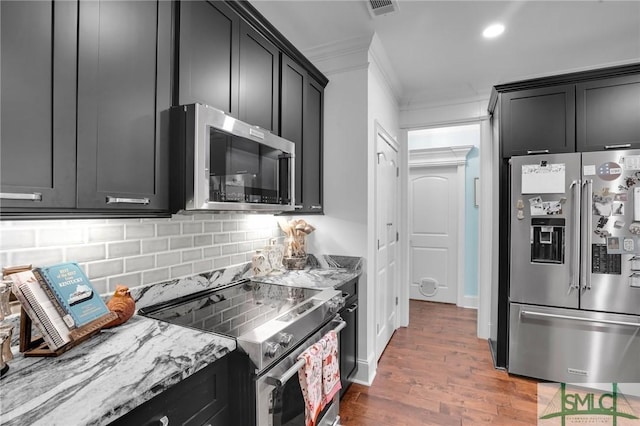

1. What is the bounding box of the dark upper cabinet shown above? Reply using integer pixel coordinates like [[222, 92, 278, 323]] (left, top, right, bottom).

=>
[[76, 0, 172, 211], [177, 2, 280, 134], [302, 78, 324, 213], [0, 1, 77, 210], [500, 84, 576, 157], [238, 21, 279, 133], [280, 55, 323, 213], [177, 0, 239, 116], [576, 74, 640, 152]]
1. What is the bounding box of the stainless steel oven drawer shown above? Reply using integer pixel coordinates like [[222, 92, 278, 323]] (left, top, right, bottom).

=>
[[509, 303, 640, 383]]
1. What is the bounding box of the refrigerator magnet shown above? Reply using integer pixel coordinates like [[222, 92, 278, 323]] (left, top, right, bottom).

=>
[[624, 238, 635, 252], [607, 237, 621, 252], [597, 162, 623, 181]]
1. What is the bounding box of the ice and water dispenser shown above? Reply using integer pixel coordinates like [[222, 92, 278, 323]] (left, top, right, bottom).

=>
[[530, 218, 565, 264]]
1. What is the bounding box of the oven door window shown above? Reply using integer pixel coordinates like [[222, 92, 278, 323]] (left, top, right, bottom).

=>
[[208, 127, 290, 205], [272, 377, 332, 426]]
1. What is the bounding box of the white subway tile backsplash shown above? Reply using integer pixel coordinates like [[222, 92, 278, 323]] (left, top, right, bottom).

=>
[[182, 222, 203, 234], [88, 259, 124, 279], [12, 248, 64, 267], [204, 222, 222, 233], [203, 246, 221, 258], [108, 272, 142, 291], [89, 225, 125, 243], [0, 213, 278, 294], [193, 259, 214, 274], [157, 223, 181, 236], [108, 241, 141, 259], [38, 227, 85, 247], [214, 256, 230, 269], [194, 234, 213, 247], [143, 268, 170, 285], [66, 244, 107, 263], [0, 229, 36, 250], [223, 221, 237, 232], [157, 252, 181, 267], [126, 255, 155, 273], [214, 233, 230, 244], [182, 248, 203, 262], [170, 236, 193, 250], [221, 244, 238, 256], [125, 224, 155, 239], [141, 238, 169, 254], [171, 264, 193, 279]]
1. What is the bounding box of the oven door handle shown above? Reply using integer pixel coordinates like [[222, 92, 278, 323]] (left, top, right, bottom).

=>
[[265, 319, 347, 387]]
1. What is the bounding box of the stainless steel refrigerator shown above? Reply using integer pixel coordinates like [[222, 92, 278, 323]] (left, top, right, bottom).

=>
[[509, 150, 640, 383]]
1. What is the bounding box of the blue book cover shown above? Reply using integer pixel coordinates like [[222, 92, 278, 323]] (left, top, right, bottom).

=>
[[37, 262, 110, 328]]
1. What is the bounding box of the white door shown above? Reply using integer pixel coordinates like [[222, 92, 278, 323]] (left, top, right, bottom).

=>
[[375, 125, 399, 359], [409, 165, 458, 304]]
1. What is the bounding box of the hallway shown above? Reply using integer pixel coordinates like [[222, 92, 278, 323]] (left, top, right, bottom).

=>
[[339, 300, 539, 425]]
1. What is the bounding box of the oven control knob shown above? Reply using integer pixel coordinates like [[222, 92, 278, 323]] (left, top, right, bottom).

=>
[[265, 341, 281, 358], [278, 332, 294, 347]]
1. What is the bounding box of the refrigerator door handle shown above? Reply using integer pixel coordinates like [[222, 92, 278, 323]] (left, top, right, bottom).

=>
[[569, 180, 581, 291], [521, 310, 640, 328], [581, 179, 593, 291]]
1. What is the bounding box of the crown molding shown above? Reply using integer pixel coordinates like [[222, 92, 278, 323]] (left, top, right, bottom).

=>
[[408, 145, 474, 168]]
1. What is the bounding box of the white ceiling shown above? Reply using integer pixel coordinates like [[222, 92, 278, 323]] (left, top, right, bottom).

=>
[[250, 0, 640, 107]]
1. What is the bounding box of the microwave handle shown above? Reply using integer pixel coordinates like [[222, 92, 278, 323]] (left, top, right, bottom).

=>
[[265, 319, 346, 387]]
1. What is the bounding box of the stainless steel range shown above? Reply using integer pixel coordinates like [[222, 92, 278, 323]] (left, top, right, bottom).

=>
[[138, 279, 345, 426]]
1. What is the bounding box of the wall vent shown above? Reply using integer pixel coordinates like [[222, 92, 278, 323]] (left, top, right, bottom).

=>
[[367, 0, 399, 18]]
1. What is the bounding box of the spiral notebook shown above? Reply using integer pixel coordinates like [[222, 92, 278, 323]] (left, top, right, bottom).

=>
[[10, 270, 71, 350]]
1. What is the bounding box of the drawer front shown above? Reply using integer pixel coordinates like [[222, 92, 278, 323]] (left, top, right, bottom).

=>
[[509, 303, 640, 383]]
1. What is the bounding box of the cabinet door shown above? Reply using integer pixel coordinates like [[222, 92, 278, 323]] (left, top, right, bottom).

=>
[[280, 55, 305, 208], [0, 1, 77, 210], [501, 84, 575, 157], [178, 0, 239, 116], [576, 74, 640, 152], [238, 21, 279, 133], [302, 77, 324, 213], [77, 0, 171, 210]]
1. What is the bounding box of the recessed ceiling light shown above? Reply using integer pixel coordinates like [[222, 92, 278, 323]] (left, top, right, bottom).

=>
[[483, 23, 505, 39]]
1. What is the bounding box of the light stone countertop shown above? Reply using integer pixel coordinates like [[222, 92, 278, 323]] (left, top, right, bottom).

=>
[[0, 316, 235, 426]]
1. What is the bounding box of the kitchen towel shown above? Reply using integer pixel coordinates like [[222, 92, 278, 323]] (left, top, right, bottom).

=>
[[297, 342, 324, 426], [320, 330, 341, 404]]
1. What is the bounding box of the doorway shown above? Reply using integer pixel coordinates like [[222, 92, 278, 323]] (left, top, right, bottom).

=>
[[407, 123, 479, 308]]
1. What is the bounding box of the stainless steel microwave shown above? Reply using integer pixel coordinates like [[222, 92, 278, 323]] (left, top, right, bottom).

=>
[[170, 104, 295, 213]]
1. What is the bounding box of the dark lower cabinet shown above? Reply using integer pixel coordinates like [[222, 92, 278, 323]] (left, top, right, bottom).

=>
[[109, 357, 229, 426], [76, 0, 172, 211], [0, 0, 77, 210], [337, 278, 358, 397], [576, 74, 640, 151], [500, 84, 576, 157]]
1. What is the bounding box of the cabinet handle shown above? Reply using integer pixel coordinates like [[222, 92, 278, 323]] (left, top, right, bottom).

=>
[[604, 144, 631, 150], [0, 192, 42, 201], [159, 415, 169, 426], [341, 292, 351, 299], [311, 205, 322, 210], [105, 196, 150, 205], [526, 149, 550, 155], [294, 205, 303, 209], [346, 303, 358, 313]]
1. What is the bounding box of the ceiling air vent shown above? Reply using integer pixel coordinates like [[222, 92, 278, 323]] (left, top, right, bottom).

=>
[[367, 0, 399, 18]]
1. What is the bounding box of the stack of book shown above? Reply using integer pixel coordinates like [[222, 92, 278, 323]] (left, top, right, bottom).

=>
[[9, 262, 112, 352]]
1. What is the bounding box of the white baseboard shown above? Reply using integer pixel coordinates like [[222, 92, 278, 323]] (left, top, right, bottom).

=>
[[459, 295, 478, 309], [351, 355, 377, 386]]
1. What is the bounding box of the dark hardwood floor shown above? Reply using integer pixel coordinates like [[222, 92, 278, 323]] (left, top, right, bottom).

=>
[[339, 300, 540, 425]]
